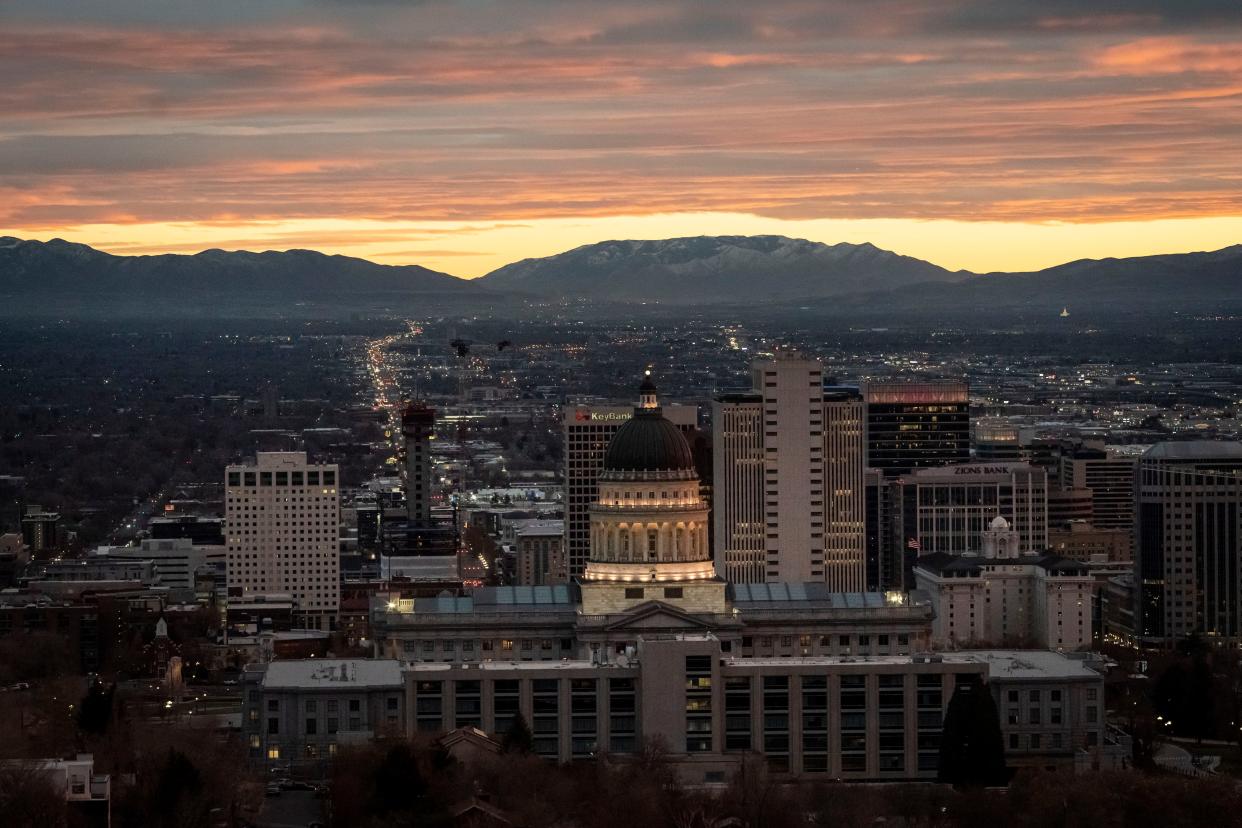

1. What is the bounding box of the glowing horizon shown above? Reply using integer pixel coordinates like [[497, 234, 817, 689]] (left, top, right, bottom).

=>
[[6, 213, 1242, 278]]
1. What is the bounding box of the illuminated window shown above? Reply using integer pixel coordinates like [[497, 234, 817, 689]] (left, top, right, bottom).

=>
[[267, 747, 281, 760]]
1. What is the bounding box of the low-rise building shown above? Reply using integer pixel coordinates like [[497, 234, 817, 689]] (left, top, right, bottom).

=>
[[29, 754, 111, 828], [969, 650, 1127, 773], [913, 517, 1093, 650], [243, 659, 405, 765], [246, 641, 1124, 781]]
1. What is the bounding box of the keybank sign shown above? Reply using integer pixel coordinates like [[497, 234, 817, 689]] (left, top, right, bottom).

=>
[[574, 410, 631, 422]]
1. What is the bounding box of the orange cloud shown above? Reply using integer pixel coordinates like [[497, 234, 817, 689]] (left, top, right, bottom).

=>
[[1096, 37, 1242, 75]]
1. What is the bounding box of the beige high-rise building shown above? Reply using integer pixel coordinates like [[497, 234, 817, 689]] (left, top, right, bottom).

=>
[[823, 387, 866, 591], [714, 354, 865, 588], [225, 451, 340, 630]]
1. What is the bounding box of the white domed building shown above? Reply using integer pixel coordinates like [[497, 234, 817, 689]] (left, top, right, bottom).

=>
[[579, 375, 727, 615]]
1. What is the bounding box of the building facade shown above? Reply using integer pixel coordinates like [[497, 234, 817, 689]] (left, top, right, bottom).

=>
[[225, 452, 341, 630], [514, 524, 566, 586], [913, 517, 1093, 650], [98, 537, 225, 592], [823, 387, 867, 592], [401, 401, 436, 525], [892, 462, 1048, 560], [713, 357, 865, 588], [1135, 441, 1242, 642], [243, 659, 405, 764], [248, 643, 1124, 780], [1058, 441, 1137, 559], [863, 380, 970, 477]]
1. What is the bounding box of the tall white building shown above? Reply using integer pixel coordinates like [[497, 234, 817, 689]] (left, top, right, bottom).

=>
[[713, 354, 865, 588], [225, 452, 340, 630], [913, 517, 1093, 650], [563, 398, 698, 578]]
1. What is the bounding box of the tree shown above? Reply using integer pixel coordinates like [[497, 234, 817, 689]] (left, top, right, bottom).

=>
[[0, 765, 67, 828], [77, 681, 114, 736], [501, 713, 533, 755], [938, 681, 1008, 788], [371, 743, 426, 816]]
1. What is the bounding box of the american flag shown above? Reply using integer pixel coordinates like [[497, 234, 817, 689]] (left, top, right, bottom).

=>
[[906, 537, 921, 551]]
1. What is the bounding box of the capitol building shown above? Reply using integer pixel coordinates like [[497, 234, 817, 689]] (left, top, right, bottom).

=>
[[580, 375, 726, 615], [371, 376, 931, 664]]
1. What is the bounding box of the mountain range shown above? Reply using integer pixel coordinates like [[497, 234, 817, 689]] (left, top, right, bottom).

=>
[[2, 233, 1240, 315]]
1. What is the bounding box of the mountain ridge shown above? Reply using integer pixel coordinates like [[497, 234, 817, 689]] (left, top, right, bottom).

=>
[[1, 234, 1239, 314]]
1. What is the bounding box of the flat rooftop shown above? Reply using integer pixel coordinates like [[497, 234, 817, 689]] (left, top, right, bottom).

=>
[[262, 658, 403, 689], [956, 650, 1103, 680], [725, 654, 981, 669], [1144, 440, 1242, 461]]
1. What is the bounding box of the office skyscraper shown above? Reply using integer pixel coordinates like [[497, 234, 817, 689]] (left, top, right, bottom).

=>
[[864, 469, 897, 591], [401, 400, 436, 525], [715, 355, 823, 583], [563, 395, 698, 578], [1136, 442, 1242, 642], [714, 355, 866, 588], [823, 387, 866, 592], [712, 391, 766, 583], [1058, 439, 1137, 557], [864, 380, 970, 476], [225, 451, 341, 630]]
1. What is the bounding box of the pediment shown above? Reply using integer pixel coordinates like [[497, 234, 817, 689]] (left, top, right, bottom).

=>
[[601, 600, 716, 632]]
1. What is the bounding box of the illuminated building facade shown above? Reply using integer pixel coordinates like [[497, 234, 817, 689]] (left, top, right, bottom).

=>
[[714, 356, 866, 589], [864, 380, 970, 477], [563, 396, 698, 578], [580, 375, 725, 615]]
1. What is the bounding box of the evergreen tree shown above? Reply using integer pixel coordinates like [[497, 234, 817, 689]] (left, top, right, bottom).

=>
[[77, 681, 114, 735], [371, 743, 425, 815], [938, 681, 1008, 788], [502, 712, 534, 754]]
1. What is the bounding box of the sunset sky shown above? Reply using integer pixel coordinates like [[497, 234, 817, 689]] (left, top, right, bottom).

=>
[[3, 0, 1242, 277]]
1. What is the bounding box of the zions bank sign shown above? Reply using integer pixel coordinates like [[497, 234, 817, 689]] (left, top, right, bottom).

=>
[[951, 465, 1016, 475]]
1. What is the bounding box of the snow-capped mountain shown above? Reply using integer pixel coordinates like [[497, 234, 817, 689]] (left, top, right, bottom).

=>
[[475, 235, 965, 303]]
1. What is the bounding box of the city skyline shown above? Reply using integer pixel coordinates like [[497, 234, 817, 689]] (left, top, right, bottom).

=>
[[3, 1, 1242, 275]]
